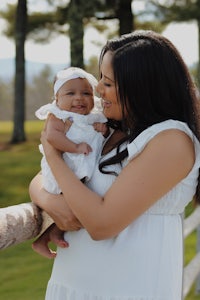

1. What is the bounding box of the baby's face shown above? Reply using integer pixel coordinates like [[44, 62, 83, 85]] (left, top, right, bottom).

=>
[[56, 78, 94, 115]]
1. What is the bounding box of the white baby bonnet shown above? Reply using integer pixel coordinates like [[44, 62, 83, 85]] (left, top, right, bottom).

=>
[[54, 67, 98, 95]]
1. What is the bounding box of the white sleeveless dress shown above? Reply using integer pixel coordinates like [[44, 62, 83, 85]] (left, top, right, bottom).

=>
[[45, 120, 200, 300]]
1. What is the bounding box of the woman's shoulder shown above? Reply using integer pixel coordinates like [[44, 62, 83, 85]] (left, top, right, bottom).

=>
[[127, 119, 200, 162]]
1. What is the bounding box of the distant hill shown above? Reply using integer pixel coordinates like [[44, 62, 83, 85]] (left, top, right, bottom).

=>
[[0, 58, 68, 82]]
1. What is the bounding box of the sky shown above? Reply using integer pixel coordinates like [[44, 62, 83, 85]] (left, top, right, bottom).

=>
[[0, 0, 198, 67], [163, 21, 198, 67]]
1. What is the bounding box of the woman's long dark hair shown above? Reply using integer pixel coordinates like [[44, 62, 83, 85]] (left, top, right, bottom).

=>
[[99, 30, 200, 203]]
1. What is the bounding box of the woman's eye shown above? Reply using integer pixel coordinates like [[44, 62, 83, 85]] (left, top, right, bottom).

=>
[[104, 82, 111, 87]]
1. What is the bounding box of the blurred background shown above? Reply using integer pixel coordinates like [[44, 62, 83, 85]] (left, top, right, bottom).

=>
[[0, 0, 200, 299]]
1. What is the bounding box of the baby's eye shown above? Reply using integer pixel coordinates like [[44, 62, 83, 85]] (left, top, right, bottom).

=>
[[66, 92, 74, 95], [83, 91, 92, 96]]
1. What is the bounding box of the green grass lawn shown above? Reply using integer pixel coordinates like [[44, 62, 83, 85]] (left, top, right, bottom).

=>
[[0, 121, 200, 299], [0, 121, 53, 299]]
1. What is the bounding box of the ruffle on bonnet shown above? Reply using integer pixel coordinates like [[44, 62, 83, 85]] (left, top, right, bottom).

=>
[[54, 67, 98, 95]]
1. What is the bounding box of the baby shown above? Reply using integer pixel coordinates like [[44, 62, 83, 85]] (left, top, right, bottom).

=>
[[35, 67, 109, 194]]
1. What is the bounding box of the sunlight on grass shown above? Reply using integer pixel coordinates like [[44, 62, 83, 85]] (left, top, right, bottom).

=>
[[0, 241, 53, 300]]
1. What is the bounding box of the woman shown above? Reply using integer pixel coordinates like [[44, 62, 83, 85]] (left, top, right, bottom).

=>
[[29, 30, 200, 300]]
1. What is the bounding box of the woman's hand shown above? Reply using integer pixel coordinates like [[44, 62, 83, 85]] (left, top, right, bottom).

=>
[[29, 173, 83, 231], [43, 196, 83, 231], [32, 224, 67, 259]]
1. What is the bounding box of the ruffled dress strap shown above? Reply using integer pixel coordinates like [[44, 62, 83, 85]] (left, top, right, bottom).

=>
[[35, 101, 75, 122], [127, 119, 200, 215], [127, 119, 200, 165], [86, 112, 107, 124], [64, 112, 107, 126], [35, 102, 107, 125]]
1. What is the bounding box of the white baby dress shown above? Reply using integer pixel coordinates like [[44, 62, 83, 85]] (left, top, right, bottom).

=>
[[35, 101, 107, 194], [45, 119, 200, 300]]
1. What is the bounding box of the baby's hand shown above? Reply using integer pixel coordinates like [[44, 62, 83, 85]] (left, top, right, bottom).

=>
[[76, 142, 92, 155], [93, 122, 110, 137]]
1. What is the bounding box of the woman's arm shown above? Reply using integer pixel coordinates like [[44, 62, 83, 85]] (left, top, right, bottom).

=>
[[40, 129, 195, 240], [29, 172, 83, 231]]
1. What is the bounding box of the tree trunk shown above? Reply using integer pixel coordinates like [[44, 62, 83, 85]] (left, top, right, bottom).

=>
[[11, 0, 27, 143], [117, 0, 133, 35], [68, 0, 84, 68]]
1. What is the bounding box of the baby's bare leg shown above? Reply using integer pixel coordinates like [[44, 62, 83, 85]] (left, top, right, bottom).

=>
[[32, 224, 68, 259]]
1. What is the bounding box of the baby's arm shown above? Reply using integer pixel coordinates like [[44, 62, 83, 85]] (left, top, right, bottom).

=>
[[46, 114, 92, 155], [93, 122, 110, 137]]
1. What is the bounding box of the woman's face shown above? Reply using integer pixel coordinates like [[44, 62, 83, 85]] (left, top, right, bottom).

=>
[[96, 51, 123, 121]]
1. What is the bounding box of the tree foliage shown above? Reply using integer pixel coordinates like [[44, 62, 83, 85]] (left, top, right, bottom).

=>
[[2, 0, 187, 142], [26, 66, 53, 119], [0, 61, 100, 121], [147, 0, 200, 86], [0, 79, 14, 121], [147, 0, 199, 22], [0, 4, 16, 37]]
